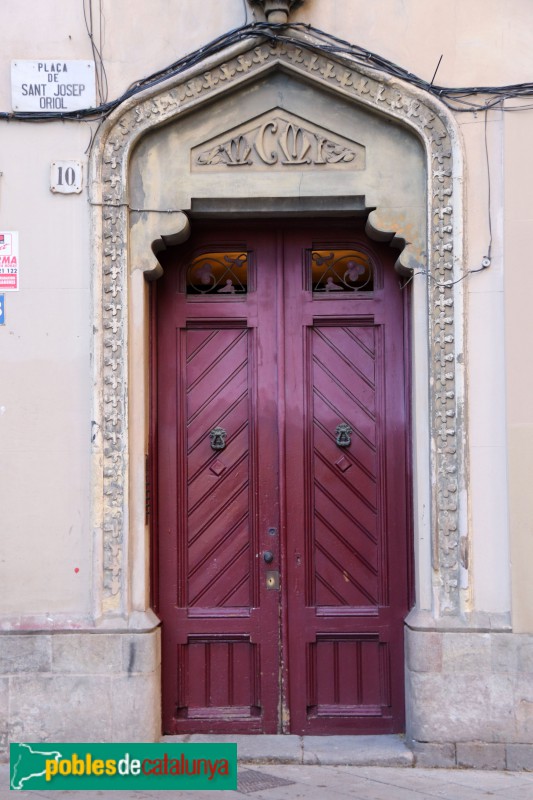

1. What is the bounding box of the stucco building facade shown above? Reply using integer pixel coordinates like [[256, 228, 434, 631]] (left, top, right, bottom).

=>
[[1, 0, 532, 768]]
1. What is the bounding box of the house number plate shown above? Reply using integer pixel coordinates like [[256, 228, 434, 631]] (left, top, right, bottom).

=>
[[50, 161, 83, 194]]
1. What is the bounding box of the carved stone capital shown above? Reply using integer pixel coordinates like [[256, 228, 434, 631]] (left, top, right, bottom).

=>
[[249, 0, 305, 24]]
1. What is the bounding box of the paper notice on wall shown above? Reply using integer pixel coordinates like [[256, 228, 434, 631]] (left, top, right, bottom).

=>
[[0, 232, 19, 291]]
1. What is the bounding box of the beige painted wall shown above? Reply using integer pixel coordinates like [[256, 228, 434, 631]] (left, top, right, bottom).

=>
[[0, 121, 92, 617], [2, 1, 531, 108], [504, 104, 533, 633], [0, 0, 531, 626]]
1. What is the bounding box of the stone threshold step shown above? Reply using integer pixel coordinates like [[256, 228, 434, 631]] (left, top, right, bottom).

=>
[[161, 734, 413, 766]]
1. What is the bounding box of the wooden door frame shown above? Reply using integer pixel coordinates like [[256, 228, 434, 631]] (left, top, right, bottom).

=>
[[150, 217, 414, 733]]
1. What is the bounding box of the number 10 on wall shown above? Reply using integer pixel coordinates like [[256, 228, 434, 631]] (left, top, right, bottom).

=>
[[50, 161, 83, 194]]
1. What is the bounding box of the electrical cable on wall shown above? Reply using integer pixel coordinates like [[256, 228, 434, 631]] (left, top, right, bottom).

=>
[[2, 19, 505, 284], [2, 22, 533, 122], [401, 97, 495, 290], [82, 0, 108, 105]]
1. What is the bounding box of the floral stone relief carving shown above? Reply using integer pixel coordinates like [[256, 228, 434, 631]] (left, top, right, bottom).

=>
[[192, 111, 365, 170]]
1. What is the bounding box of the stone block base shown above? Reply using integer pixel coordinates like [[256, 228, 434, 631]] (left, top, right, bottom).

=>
[[411, 741, 533, 770], [0, 628, 161, 762], [3, 623, 533, 770], [406, 624, 533, 769]]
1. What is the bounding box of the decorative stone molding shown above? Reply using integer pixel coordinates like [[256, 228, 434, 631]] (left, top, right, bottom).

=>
[[130, 211, 191, 282], [91, 35, 464, 618], [192, 110, 365, 170], [249, 0, 305, 24]]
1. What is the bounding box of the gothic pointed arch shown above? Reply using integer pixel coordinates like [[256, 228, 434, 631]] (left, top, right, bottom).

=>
[[89, 34, 464, 619]]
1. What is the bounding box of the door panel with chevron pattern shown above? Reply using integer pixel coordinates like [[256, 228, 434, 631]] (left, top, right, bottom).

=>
[[186, 327, 252, 609], [156, 220, 410, 735], [311, 325, 380, 608]]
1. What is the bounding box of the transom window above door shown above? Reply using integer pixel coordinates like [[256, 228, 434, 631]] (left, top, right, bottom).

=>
[[310, 247, 374, 293], [181, 241, 377, 297], [186, 249, 249, 295]]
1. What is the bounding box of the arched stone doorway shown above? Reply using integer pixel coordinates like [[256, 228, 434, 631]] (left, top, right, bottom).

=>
[[89, 32, 465, 737]]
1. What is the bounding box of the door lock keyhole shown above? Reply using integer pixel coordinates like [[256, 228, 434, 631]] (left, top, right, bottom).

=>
[[265, 570, 279, 590]]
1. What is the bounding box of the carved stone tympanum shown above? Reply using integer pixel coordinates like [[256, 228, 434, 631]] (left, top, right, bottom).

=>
[[192, 111, 365, 171], [249, 0, 305, 24]]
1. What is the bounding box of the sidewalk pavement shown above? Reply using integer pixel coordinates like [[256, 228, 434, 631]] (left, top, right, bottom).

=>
[[2, 762, 533, 800], [2, 735, 533, 800]]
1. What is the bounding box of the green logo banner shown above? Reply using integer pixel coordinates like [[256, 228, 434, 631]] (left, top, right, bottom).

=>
[[10, 742, 237, 791]]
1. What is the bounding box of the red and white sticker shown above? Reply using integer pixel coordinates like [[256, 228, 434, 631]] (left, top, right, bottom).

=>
[[0, 232, 19, 290]]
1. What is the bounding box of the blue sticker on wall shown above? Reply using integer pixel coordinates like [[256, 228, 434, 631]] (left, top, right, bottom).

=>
[[0, 294, 4, 325]]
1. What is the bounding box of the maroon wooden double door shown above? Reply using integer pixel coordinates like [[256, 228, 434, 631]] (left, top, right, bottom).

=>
[[156, 220, 410, 734]]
